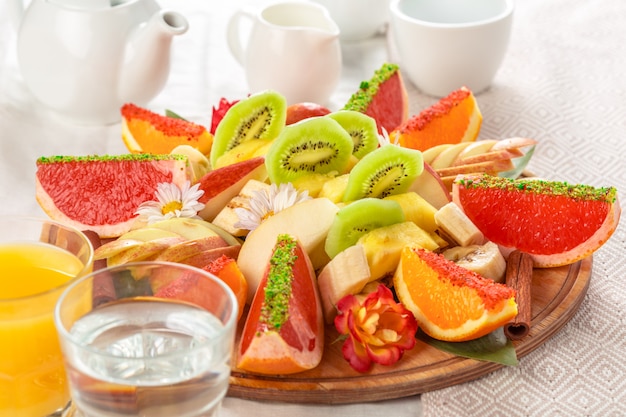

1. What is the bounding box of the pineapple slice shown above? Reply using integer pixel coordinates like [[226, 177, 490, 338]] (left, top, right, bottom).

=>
[[384, 191, 438, 232], [357, 221, 440, 282]]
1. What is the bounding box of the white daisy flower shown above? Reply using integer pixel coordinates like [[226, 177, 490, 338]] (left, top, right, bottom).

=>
[[234, 183, 311, 232], [135, 181, 205, 224], [377, 126, 397, 147]]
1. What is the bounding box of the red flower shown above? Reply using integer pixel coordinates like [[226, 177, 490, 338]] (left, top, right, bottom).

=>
[[334, 284, 418, 373], [210, 97, 239, 134]]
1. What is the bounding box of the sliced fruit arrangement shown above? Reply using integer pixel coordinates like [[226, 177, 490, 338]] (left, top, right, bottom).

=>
[[264, 116, 354, 186], [35, 154, 191, 238], [93, 217, 241, 268], [452, 174, 621, 267], [423, 137, 537, 190], [210, 90, 287, 169], [237, 234, 324, 375], [32, 66, 622, 375], [394, 247, 518, 342], [121, 103, 213, 155], [390, 86, 482, 151], [343, 62, 409, 133]]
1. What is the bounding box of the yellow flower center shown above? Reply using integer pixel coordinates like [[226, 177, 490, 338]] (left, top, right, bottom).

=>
[[261, 210, 275, 222], [162, 200, 183, 215]]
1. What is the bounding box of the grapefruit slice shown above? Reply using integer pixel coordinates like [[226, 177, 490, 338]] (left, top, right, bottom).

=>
[[343, 62, 409, 133], [391, 87, 482, 152], [394, 247, 518, 342], [121, 103, 213, 155], [237, 234, 324, 375], [452, 174, 621, 267], [35, 154, 192, 238]]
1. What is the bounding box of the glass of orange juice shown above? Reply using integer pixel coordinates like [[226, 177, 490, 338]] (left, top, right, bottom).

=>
[[0, 217, 94, 417]]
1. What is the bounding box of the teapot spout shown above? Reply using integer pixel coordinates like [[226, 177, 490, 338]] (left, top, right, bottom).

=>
[[119, 10, 189, 104]]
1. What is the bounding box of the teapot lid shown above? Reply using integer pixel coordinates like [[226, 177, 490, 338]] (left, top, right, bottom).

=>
[[48, 0, 116, 10]]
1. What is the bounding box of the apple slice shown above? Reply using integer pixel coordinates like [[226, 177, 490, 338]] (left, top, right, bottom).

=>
[[197, 156, 268, 221], [454, 148, 523, 166], [407, 163, 451, 210], [107, 237, 187, 266], [286, 102, 331, 125], [453, 140, 498, 162], [491, 137, 537, 150], [154, 236, 230, 263], [430, 142, 473, 169], [436, 158, 514, 178], [153, 269, 226, 312], [237, 197, 340, 304], [94, 238, 145, 260], [211, 179, 271, 237], [421, 144, 454, 165], [117, 228, 182, 242], [149, 218, 222, 240], [179, 245, 242, 269]]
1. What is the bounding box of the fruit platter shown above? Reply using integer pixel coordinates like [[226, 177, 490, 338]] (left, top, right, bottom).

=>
[[34, 63, 620, 404]]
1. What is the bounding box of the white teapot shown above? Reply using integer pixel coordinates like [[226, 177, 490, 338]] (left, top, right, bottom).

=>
[[13, 0, 189, 125]]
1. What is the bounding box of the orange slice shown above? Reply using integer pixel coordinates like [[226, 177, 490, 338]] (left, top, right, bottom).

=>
[[203, 255, 248, 321], [394, 247, 518, 342], [121, 103, 213, 155], [391, 87, 482, 152]]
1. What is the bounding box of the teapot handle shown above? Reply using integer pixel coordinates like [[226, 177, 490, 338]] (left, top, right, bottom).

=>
[[226, 9, 255, 66], [8, 0, 24, 31]]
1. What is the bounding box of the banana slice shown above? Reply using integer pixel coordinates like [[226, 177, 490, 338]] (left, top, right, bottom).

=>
[[443, 241, 506, 282], [434, 202, 484, 246], [170, 144, 211, 182]]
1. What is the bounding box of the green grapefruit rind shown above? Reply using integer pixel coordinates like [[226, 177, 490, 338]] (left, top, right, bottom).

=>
[[343, 62, 409, 133], [35, 154, 191, 238], [452, 174, 621, 267]]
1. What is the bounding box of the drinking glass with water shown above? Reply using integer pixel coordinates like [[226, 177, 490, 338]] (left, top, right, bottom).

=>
[[54, 261, 238, 417]]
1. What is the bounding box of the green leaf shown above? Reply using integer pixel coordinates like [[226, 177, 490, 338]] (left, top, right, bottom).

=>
[[499, 144, 536, 179], [417, 327, 519, 366], [165, 109, 187, 121]]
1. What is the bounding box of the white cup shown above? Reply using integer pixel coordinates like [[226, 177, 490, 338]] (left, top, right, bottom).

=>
[[310, 0, 391, 42], [389, 0, 514, 97]]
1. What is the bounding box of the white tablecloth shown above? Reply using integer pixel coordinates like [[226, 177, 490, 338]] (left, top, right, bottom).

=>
[[1, 0, 625, 416]]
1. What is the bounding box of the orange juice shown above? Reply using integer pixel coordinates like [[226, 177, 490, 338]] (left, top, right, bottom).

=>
[[0, 242, 87, 417]]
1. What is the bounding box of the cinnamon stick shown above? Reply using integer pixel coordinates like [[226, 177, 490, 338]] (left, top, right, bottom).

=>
[[504, 250, 533, 340], [82, 230, 117, 307]]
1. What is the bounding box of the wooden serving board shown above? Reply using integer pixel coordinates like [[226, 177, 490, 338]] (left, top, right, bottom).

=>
[[227, 257, 592, 404]]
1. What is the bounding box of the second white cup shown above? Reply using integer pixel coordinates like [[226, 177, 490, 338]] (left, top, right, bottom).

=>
[[389, 0, 514, 97]]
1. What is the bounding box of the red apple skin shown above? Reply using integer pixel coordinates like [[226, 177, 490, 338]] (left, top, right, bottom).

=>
[[286, 102, 331, 125], [154, 236, 230, 263], [179, 245, 242, 269], [197, 156, 267, 221]]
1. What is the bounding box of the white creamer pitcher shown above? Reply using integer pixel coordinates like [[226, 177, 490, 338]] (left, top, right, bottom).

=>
[[227, 1, 342, 105], [13, 0, 189, 125]]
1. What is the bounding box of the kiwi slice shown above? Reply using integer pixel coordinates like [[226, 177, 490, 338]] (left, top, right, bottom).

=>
[[342, 144, 424, 202], [324, 198, 405, 259], [210, 90, 287, 167], [264, 117, 354, 184], [327, 110, 379, 159]]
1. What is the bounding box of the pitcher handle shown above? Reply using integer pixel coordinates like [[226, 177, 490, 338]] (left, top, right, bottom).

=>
[[226, 8, 255, 66]]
